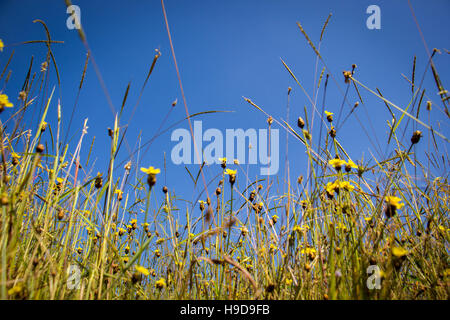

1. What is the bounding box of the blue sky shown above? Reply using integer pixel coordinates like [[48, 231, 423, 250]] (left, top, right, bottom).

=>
[[0, 0, 449, 208]]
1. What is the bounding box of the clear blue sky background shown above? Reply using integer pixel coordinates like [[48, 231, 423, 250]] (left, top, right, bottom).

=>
[[0, 0, 449, 208]]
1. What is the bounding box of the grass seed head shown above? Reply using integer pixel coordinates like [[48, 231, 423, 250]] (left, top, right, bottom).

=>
[[411, 130, 422, 144], [35, 144, 45, 153]]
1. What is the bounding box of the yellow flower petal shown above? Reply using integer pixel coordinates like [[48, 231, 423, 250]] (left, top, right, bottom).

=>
[[224, 168, 237, 175], [346, 160, 358, 169], [140, 166, 161, 175], [135, 265, 150, 276], [385, 196, 404, 210], [392, 246, 408, 258], [329, 158, 347, 169]]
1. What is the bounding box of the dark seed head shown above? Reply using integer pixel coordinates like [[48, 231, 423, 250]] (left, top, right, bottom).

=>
[[1, 195, 9, 206], [411, 130, 422, 144], [385, 205, 397, 218], [357, 166, 364, 177], [36, 144, 45, 153], [266, 283, 275, 293], [131, 272, 142, 284], [147, 174, 157, 187], [329, 127, 336, 138], [95, 175, 103, 189], [326, 114, 333, 123], [57, 209, 64, 220]]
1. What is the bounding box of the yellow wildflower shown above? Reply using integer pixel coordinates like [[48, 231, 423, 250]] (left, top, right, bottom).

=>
[[0, 94, 14, 110], [135, 265, 150, 276], [339, 180, 354, 192], [385, 196, 404, 210], [337, 222, 348, 232], [141, 166, 160, 187], [443, 269, 450, 279], [11, 152, 21, 159], [385, 196, 404, 218], [115, 189, 123, 201], [219, 157, 227, 168], [300, 200, 308, 209], [142, 222, 150, 232], [326, 181, 339, 197], [392, 246, 408, 258], [198, 200, 206, 211], [259, 246, 266, 255], [225, 168, 237, 184], [224, 168, 237, 176], [0, 39, 4, 52], [300, 247, 316, 255], [140, 166, 160, 175], [8, 283, 23, 296], [293, 224, 309, 232], [155, 278, 166, 289], [329, 158, 347, 171]]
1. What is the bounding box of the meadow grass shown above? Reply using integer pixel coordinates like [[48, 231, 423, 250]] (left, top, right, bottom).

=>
[[0, 14, 448, 300]]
